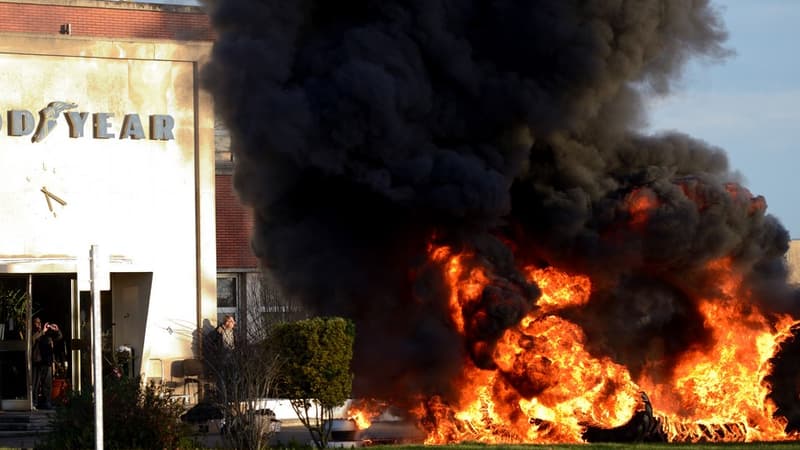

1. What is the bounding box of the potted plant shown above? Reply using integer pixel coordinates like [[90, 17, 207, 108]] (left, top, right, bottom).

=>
[[0, 287, 29, 340]]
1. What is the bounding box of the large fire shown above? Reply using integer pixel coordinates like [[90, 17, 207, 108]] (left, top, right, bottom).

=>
[[408, 244, 797, 444], [203, 0, 800, 444]]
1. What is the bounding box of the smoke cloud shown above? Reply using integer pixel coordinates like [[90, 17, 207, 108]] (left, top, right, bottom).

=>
[[202, 0, 796, 410]]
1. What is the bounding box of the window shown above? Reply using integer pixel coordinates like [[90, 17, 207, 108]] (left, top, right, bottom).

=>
[[216, 275, 239, 325]]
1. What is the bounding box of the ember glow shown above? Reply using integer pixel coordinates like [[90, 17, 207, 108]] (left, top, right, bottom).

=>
[[627, 188, 660, 229]]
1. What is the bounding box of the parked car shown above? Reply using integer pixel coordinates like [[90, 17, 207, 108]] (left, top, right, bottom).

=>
[[221, 408, 281, 435]]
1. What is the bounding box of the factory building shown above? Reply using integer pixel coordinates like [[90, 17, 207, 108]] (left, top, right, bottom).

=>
[[0, 0, 238, 410]]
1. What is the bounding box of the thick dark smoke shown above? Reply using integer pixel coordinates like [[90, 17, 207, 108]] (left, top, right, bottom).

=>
[[202, 0, 797, 412]]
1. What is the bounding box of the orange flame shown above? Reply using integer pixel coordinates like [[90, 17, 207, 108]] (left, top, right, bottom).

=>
[[348, 409, 372, 430], [346, 399, 390, 430], [522, 266, 591, 312], [414, 246, 799, 444], [638, 259, 796, 442], [427, 244, 488, 334]]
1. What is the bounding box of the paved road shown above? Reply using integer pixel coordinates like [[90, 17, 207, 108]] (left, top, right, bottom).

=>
[[276, 421, 425, 446], [202, 420, 425, 448], [0, 421, 425, 449]]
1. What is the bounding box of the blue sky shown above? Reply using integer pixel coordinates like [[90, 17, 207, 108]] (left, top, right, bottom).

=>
[[646, 0, 800, 240]]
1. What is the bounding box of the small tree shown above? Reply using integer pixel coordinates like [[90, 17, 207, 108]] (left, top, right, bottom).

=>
[[272, 316, 355, 449], [202, 276, 284, 450], [204, 336, 281, 449]]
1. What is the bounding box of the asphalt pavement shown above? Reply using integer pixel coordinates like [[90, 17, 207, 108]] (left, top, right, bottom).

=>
[[273, 420, 425, 447], [201, 420, 425, 448], [0, 420, 425, 449]]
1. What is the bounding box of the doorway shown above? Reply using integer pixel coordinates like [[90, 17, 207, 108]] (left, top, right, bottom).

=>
[[0, 274, 75, 410], [0, 275, 29, 409], [1, 272, 150, 410], [31, 274, 73, 344], [30, 274, 75, 406]]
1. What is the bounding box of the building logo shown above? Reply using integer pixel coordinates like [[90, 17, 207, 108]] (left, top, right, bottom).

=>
[[2, 101, 175, 142], [33, 101, 78, 143]]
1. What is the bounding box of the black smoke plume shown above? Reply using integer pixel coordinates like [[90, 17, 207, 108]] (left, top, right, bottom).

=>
[[202, 0, 797, 415]]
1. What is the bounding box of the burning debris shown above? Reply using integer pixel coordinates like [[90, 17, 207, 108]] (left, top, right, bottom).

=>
[[582, 392, 667, 443], [202, 0, 800, 444]]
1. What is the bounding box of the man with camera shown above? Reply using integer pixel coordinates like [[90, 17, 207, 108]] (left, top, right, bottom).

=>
[[31, 316, 63, 410]]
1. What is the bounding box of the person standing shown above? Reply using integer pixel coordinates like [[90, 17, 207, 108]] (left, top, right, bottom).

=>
[[215, 314, 236, 351], [207, 314, 236, 406], [31, 316, 63, 410]]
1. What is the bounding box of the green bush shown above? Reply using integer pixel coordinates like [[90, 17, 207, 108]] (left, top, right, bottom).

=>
[[37, 375, 195, 450], [272, 316, 355, 449]]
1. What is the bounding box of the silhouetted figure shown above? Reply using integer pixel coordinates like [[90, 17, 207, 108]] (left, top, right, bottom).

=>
[[31, 316, 63, 409]]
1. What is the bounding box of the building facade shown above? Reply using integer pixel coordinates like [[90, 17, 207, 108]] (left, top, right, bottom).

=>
[[215, 140, 262, 336], [788, 240, 800, 287], [0, 0, 218, 410]]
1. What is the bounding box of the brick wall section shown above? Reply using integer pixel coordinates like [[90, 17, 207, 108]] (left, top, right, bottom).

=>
[[0, 1, 213, 41], [216, 174, 260, 270]]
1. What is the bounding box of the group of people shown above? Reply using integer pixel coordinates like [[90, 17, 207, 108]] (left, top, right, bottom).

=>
[[27, 314, 235, 410]]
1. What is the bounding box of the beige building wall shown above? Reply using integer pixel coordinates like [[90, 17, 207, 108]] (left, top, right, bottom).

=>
[[0, 34, 216, 387], [788, 240, 800, 286]]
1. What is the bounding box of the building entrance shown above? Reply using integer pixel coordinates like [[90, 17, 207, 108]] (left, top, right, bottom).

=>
[[1, 271, 156, 410], [0, 274, 29, 410], [0, 273, 88, 411], [30, 274, 73, 409]]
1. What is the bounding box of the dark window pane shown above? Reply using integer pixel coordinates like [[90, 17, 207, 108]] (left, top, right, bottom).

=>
[[217, 277, 237, 307]]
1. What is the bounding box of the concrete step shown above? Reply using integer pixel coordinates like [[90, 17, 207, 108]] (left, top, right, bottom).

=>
[[0, 411, 54, 435]]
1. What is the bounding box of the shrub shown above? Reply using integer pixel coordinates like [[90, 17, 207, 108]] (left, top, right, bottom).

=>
[[272, 317, 355, 449], [37, 375, 195, 449]]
